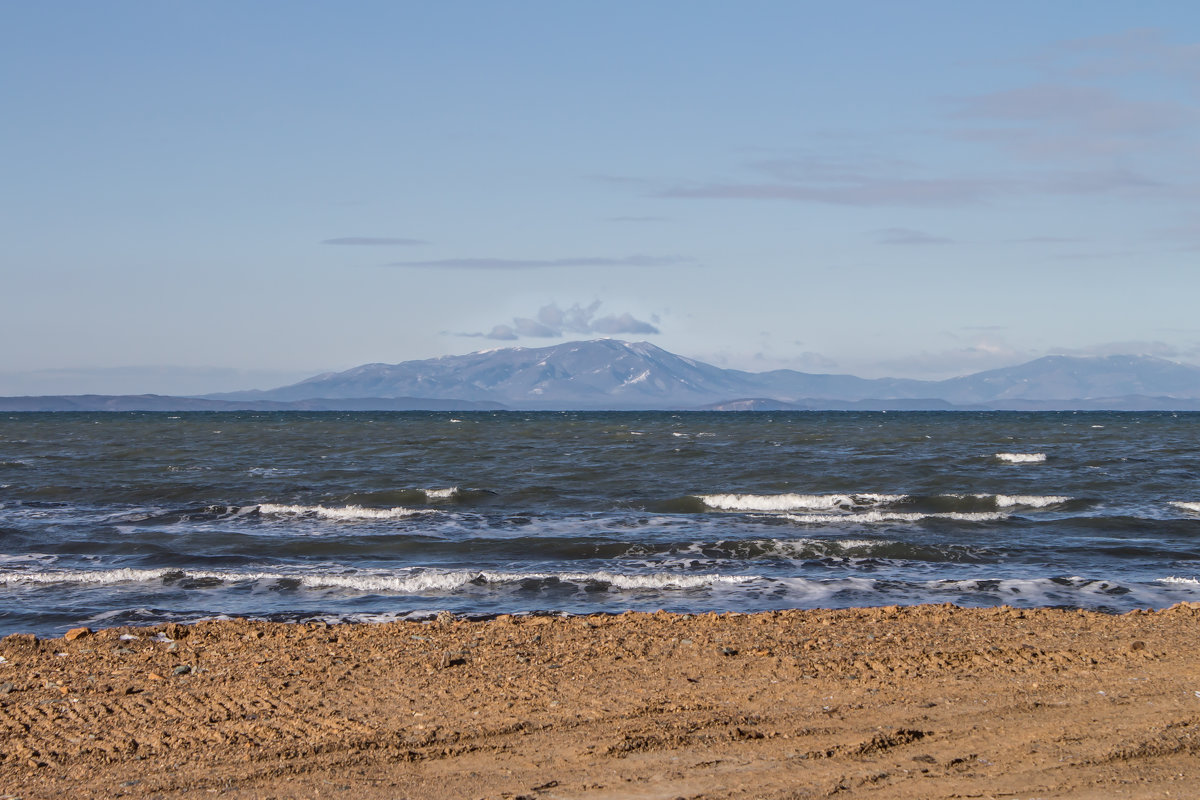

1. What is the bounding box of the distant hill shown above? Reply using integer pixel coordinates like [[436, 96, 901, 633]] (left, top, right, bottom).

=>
[[7, 341, 1200, 411], [211, 340, 1200, 410], [0, 395, 504, 412], [213, 340, 763, 409], [934, 355, 1200, 404]]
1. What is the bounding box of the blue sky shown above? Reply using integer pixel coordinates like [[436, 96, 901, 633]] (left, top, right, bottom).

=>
[[3, 1, 1198, 394]]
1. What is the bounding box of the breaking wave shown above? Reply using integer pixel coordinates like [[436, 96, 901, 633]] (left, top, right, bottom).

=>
[[995, 453, 1046, 463], [0, 567, 756, 593], [254, 504, 435, 520], [784, 510, 1007, 524], [993, 495, 1072, 508], [697, 493, 906, 512]]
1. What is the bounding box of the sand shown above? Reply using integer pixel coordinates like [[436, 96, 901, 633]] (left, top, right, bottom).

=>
[[2, 604, 1199, 799]]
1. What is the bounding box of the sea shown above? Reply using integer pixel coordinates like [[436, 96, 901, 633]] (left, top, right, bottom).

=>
[[1, 411, 1198, 637]]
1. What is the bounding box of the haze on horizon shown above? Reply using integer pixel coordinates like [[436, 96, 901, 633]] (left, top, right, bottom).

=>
[[3, 2, 1199, 397]]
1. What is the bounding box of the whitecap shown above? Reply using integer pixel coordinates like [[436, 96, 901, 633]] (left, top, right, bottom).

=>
[[995, 453, 1046, 463], [4, 568, 180, 585], [1157, 576, 1200, 586], [424, 487, 459, 500], [994, 495, 1072, 508], [304, 570, 755, 593], [254, 503, 434, 520], [697, 493, 906, 512], [0, 567, 757, 594], [784, 510, 1007, 524], [1169, 502, 1200, 514]]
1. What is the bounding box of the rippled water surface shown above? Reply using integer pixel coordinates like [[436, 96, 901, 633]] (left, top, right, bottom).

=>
[[2, 411, 1198, 636]]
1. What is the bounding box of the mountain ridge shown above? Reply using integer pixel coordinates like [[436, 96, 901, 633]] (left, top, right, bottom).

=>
[[6, 340, 1200, 411], [203, 339, 1200, 410]]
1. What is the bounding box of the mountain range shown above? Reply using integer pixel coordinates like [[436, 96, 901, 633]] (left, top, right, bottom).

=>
[[6, 340, 1200, 411]]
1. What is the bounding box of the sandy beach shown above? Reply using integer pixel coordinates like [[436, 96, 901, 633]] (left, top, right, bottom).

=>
[[2, 604, 1199, 799]]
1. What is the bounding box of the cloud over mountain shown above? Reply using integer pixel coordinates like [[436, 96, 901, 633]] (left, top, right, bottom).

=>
[[476, 302, 660, 341]]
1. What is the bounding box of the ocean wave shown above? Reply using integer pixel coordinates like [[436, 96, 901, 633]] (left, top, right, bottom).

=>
[[0, 567, 756, 593], [1169, 502, 1200, 514], [993, 495, 1072, 508], [0, 553, 58, 566], [995, 453, 1046, 463], [1157, 576, 1200, 586], [308, 570, 756, 593], [687, 537, 979, 563], [254, 503, 435, 520], [769, 574, 1200, 607], [424, 487, 459, 500], [784, 510, 1008, 524], [697, 493, 906, 512]]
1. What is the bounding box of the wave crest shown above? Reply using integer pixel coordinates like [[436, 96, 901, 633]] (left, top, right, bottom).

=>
[[255, 503, 433, 520], [995, 453, 1046, 463], [785, 510, 1007, 524], [697, 493, 905, 512]]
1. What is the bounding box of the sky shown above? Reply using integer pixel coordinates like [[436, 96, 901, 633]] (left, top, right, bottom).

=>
[[3, 1, 1199, 394]]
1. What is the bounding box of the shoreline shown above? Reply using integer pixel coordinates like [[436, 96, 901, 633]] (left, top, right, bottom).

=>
[[3, 603, 1199, 799]]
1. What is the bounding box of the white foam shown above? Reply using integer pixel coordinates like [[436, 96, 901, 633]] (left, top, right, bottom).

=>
[[784, 511, 1007, 524], [0, 567, 756, 593], [1157, 576, 1200, 586], [6, 568, 182, 585], [255, 503, 433, 520], [1170, 502, 1200, 514], [995, 453, 1046, 463], [424, 487, 459, 500], [306, 570, 755, 593], [995, 495, 1072, 508], [764, 538, 897, 556], [698, 493, 906, 512]]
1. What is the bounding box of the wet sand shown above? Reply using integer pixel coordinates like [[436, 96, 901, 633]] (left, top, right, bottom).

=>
[[2, 604, 1199, 799]]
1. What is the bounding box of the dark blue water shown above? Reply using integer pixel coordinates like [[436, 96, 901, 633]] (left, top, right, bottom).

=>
[[1, 411, 1198, 636]]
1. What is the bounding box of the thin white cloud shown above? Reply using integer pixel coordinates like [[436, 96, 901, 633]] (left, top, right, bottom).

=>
[[322, 237, 427, 246], [389, 255, 688, 269], [874, 227, 952, 245], [1039, 28, 1200, 81], [649, 145, 1168, 208], [1050, 341, 1200, 361], [656, 176, 998, 207], [950, 84, 1193, 160], [863, 339, 1036, 380]]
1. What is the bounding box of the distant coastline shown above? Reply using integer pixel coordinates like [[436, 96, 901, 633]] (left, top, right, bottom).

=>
[[7, 340, 1200, 411], [5, 394, 1200, 412]]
